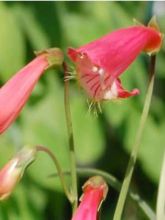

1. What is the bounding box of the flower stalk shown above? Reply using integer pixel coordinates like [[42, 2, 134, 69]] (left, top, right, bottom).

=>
[[63, 62, 78, 212], [113, 55, 157, 220], [35, 145, 72, 203]]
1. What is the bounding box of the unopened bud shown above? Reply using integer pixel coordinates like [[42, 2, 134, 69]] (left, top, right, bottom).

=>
[[72, 176, 108, 220], [0, 146, 36, 200]]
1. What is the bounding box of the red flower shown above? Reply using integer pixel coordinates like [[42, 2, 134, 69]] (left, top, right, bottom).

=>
[[0, 147, 36, 200], [72, 176, 108, 220], [68, 22, 162, 102], [0, 48, 63, 134]]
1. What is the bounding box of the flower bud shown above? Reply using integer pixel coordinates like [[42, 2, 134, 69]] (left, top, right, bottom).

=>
[[0, 146, 36, 200], [0, 48, 64, 134], [72, 176, 108, 220]]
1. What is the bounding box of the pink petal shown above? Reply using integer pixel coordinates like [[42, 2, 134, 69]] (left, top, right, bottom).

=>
[[0, 55, 47, 134], [68, 25, 162, 101], [72, 176, 108, 220], [0, 48, 63, 134], [103, 78, 140, 100], [72, 187, 103, 220]]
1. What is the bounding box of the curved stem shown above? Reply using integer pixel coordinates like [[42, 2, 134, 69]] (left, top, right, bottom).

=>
[[113, 55, 156, 220], [35, 145, 72, 203], [63, 62, 78, 212]]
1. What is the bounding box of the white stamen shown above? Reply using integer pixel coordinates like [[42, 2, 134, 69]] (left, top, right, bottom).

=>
[[79, 53, 85, 59], [103, 81, 118, 100], [92, 66, 99, 73], [98, 68, 105, 76], [92, 66, 105, 76]]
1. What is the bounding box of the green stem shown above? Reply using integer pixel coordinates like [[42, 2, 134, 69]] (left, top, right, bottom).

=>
[[63, 62, 78, 212], [113, 55, 156, 220], [35, 145, 72, 203]]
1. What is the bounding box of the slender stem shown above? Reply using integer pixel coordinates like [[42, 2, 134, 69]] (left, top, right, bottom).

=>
[[63, 62, 78, 212], [113, 55, 156, 220], [35, 145, 72, 203]]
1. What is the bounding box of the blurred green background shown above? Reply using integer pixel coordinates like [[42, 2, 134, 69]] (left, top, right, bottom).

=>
[[0, 1, 165, 220]]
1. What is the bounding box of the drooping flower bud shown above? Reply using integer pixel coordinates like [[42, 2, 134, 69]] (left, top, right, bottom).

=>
[[68, 18, 163, 102], [72, 176, 108, 220], [0, 146, 36, 200], [0, 48, 64, 134]]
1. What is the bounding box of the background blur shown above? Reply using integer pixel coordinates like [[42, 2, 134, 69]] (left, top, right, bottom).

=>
[[0, 1, 165, 220]]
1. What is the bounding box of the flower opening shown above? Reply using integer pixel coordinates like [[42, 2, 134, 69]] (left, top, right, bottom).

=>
[[68, 23, 163, 102]]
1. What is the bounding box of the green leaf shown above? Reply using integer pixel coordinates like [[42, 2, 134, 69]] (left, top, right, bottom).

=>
[[0, 2, 25, 81], [14, 183, 45, 220], [71, 91, 105, 164], [0, 133, 15, 166], [124, 109, 165, 183], [60, 2, 132, 47], [11, 4, 50, 50], [156, 151, 165, 220]]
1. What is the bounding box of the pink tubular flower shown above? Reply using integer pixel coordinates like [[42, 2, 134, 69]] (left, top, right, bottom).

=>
[[0, 48, 63, 134], [68, 21, 163, 102], [72, 176, 108, 220], [0, 147, 36, 200]]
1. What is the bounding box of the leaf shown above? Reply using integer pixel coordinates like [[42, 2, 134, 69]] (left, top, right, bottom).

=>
[[14, 183, 45, 220], [0, 2, 25, 81], [11, 4, 50, 50], [70, 90, 105, 164], [0, 133, 15, 166], [156, 151, 165, 220], [124, 109, 165, 183], [60, 2, 132, 47]]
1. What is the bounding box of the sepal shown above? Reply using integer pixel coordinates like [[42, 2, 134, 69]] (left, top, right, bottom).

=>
[[35, 48, 64, 68]]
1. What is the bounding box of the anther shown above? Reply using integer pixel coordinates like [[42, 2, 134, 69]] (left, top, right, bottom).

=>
[[98, 68, 105, 76], [79, 53, 85, 59], [92, 66, 99, 73]]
